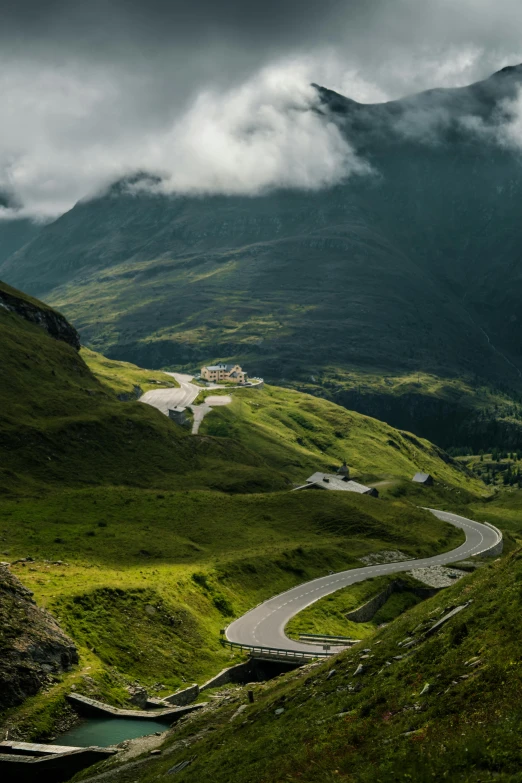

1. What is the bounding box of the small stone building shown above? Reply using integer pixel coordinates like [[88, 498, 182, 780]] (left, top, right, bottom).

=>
[[337, 460, 350, 479], [168, 407, 188, 426]]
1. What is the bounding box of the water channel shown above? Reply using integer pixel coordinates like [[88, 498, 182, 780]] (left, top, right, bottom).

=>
[[54, 717, 170, 748], [53, 659, 299, 748]]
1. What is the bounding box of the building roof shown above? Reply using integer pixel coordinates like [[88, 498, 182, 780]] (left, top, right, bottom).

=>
[[298, 473, 377, 495], [203, 363, 240, 372], [412, 472, 433, 483]]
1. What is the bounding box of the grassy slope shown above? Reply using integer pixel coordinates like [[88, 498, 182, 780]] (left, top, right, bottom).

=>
[[80, 347, 179, 396], [288, 367, 522, 453], [1, 488, 464, 738], [86, 550, 522, 783], [0, 304, 289, 496], [469, 492, 522, 542], [199, 384, 487, 496], [285, 574, 427, 641], [0, 287, 475, 740]]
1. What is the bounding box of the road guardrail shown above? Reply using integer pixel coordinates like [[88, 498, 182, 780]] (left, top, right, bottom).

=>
[[220, 639, 332, 661]]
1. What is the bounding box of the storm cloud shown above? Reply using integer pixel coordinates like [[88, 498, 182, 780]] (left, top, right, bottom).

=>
[[1, 0, 522, 218]]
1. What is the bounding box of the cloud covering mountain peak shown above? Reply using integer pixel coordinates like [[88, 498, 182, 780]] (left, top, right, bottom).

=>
[[2, 0, 522, 219]]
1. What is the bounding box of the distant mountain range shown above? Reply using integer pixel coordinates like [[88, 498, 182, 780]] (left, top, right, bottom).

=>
[[3, 65, 522, 445]]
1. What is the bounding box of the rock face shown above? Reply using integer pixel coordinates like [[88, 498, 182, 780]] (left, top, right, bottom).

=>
[[0, 281, 80, 350], [0, 564, 79, 711]]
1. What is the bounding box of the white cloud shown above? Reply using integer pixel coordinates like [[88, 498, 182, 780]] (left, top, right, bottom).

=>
[[0, 59, 371, 220], [135, 62, 371, 198], [0, 14, 522, 222], [496, 89, 522, 149]]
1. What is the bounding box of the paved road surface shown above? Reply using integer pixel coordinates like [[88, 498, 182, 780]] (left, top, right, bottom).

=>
[[140, 373, 200, 416], [226, 510, 501, 655], [192, 395, 232, 434], [140, 373, 232, 433]]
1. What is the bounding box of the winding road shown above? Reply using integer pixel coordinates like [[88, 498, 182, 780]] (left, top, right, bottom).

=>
[[140, 373, 232, 433], [226, 510, 502, 655]]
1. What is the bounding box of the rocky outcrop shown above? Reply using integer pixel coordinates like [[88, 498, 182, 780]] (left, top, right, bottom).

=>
[[0, 281, 80, 350], [0, 564, 78, 711], [117, 385, 143, 402]]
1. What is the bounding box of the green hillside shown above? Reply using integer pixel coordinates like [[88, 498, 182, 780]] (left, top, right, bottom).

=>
[[289, 369, 522, 453], [1, 281, 481, 741], [3, 68, 522, 450], [80, 347, 179, 398], [198, 384, 487, 497], [86, 547, 522, 783], [0, 280, 289, 496], [0, 286, 484, 738]]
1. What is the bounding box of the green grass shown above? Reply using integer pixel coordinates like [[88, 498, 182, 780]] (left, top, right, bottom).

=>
[[468, 492, 522, 542], [199, 384, 487, 494], [0, 281, 491, 744], [84, 549, 522, 783], [285, 575, 427, 640], [80, 347, 179, 396], [288, 366, 522, 454], [0, 487, 463, 740], [0, 302, 291, 497]]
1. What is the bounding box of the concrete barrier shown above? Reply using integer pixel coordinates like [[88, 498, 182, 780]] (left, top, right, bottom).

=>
[[0, 744, 116, 783], [200, 661, 255, 692], [479, 522, 503, 557], [163, 684, 199, 706], [66, 693, 203, 722]]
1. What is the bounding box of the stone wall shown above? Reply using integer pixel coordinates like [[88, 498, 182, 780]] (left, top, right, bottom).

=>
[[200, 661, 256, 692], [345, 579, 438, 623], [163, 684, 199, 706], [200, 658, 300, 691]]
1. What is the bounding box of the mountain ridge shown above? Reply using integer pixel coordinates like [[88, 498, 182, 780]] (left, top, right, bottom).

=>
[[3, 66, 522, 447]]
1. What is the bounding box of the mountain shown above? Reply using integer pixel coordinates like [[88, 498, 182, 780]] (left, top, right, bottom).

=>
[[4, 66, 522, 447], [0, 217, 41, 264]]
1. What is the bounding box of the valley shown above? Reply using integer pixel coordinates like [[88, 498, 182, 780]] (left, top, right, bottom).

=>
[[4, 67, 522, 455], [0, 282, 493, 732], [1, 66, 522, 783], [1, 277, 521, 782], [3, 3, 522, 779]]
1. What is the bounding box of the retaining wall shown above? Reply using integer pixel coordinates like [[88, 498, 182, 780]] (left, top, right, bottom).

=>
[[0, 747, 115, 783], [66, 693, 202, 722], [200, 661, 255, 692], [200, 658, 298, 692], [163, 684, 199, 706], [345, 579, 438, 623]]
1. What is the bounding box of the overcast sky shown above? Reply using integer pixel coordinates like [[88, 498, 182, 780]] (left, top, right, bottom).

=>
[[2, 0, 522, 220]]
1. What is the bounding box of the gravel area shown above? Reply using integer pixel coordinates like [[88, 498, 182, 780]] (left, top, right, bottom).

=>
[[408, 565, 465, 588], [359, 550, 411, 565]]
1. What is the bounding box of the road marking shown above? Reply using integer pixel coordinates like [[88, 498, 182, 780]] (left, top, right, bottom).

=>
[[226, 510, 501, 654]]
